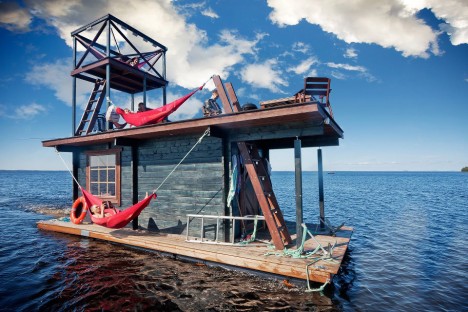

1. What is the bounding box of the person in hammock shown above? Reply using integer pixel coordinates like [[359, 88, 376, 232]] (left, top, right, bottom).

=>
[[90, 201, 116, 218], [123, 102, 152, 113]]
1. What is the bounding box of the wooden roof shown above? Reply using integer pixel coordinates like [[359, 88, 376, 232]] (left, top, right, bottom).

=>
[[43, 102, 343, 151], [71, 58, 167, 94]]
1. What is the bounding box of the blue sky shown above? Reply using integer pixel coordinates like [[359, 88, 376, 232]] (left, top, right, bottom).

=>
[[0, 0, 466, 171]]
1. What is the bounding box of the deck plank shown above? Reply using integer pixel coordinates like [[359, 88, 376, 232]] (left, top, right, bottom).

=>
[[37, 219, 352, 283]]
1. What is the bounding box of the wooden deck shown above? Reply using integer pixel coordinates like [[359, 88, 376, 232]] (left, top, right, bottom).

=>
[[37, 219, 352, 284]]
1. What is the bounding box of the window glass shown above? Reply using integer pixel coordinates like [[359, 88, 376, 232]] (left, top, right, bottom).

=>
[[87, 149, 120, 203]]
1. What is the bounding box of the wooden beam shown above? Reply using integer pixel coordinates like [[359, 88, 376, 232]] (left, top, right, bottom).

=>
[[72, 151, 79, 201], [114, 137, 142, 146], [212, 75, 233, 113], [43, 104, 336, 148], [131, 145, 139, 230], [225, 82, 242, 112], [207, 126, 227, 139], [56, 145, 86, 153]]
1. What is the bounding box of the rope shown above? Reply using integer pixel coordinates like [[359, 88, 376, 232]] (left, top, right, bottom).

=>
[[54, 147, 82, 189], [264, 223, 338, 292], [237, 215, 260, 245], [153, 128, 210, 193]]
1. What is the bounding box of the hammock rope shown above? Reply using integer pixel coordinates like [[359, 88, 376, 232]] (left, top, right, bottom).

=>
[[153, 128, 210, 193], [55, 126, 211, 196], [55, 147, 82, 188]]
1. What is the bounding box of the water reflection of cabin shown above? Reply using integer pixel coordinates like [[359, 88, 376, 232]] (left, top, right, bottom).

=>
[[42, 15, 344, 251]]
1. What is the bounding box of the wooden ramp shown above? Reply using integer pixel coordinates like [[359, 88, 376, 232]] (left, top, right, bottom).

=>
[[37, 219, 352, 284]]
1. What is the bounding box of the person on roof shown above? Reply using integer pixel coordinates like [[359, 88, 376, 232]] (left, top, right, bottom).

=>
[[203, 89, 222, 117]]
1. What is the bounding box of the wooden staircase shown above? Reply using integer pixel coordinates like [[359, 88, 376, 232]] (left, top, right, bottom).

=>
[[238, 142, 292, 249], [212, 75, 292, 250], [75, 79, 106, 136]]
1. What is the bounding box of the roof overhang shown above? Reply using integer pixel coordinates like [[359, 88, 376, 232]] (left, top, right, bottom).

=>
[[43, 103, 343, 151]]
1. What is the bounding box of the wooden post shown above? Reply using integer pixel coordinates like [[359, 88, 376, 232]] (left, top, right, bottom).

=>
[[131, 145, 139, 230], [72, 151, 79, 200], [223, 138, 231, 242], [318, 148, 325, 229], [212, 75, 233, 113], [295, 138, 303, 247]]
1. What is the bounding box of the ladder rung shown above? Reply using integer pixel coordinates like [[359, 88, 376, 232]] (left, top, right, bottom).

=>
[[89, 99, 98, 103], [85, 109, 94, 112]]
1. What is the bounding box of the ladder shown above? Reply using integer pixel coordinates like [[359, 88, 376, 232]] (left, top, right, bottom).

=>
[[238, 142, 292, 249], [212, 75, 292, 250], [75, 79, 106, 136]]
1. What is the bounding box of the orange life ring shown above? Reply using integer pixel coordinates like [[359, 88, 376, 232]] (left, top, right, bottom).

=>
[[70, 196, 88, 224]]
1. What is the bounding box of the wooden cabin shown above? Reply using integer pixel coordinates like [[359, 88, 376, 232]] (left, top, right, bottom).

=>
[[40, 15, 350, 285]]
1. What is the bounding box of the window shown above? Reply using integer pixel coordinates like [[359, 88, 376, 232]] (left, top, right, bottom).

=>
[[86, 149, 121, 205]]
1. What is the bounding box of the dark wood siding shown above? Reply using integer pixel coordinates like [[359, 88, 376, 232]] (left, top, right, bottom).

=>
[[75, 135, 227, 239], [127, 135, 225, 238]]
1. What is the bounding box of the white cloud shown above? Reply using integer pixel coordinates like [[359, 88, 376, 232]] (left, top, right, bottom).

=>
[[13, 0, 264, 89], [202, 8, 219, 19], [292, 42, 310, 54], [25, 58, 90, 107], [327, 62, 376, 81], [288, 57, 318, 75], [16, 103, 47, 119], [330, 71, 347, 80], [326, 62, 367, 72], [344, 48, 358, 59], [240, 59, 288, 92], [267, 0, 468, 58], [400, 0, 468, 46], [0, 2, 32, 32]]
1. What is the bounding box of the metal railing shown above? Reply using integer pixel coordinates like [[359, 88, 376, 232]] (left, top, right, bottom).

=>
[[185, 214, 265, 245]]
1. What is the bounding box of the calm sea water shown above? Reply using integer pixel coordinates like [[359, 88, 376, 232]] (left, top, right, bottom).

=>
[[0, 170, 467, 311]]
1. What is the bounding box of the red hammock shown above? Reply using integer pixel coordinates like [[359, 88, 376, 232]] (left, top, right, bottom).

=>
[[81, 188, 156, 229], [115, 85, 204, 127]]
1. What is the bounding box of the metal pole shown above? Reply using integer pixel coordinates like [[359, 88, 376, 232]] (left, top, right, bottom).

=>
[[163, 52, 167, 105], [72, 37, 77, 136], [143, 74, 147, 105], [131, 93, 134, 111], [295, 138, 303, 247], [105, 19, 111, 130], [318, 148, 325, 229]]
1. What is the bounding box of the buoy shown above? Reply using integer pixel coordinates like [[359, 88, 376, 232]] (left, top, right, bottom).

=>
[[70, 196, 88, 224]]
